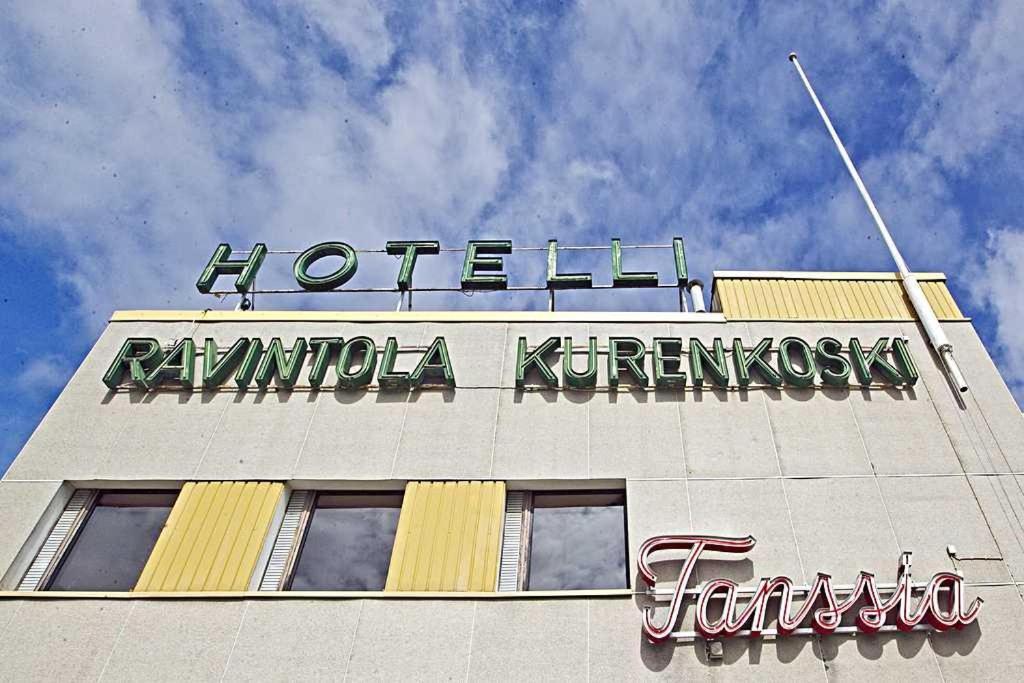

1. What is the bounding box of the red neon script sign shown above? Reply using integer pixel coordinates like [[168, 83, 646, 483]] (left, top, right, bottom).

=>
[[637, 534, 983, 644]]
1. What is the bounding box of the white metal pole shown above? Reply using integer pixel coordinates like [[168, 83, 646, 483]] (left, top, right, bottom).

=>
[[788, 53, 968, 394], [687, 279, 707, 313]]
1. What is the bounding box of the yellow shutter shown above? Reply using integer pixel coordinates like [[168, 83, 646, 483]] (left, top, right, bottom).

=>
[[385, 481, 505, 592], [135, 481, 283, 592], [712, 274, 965, 321]]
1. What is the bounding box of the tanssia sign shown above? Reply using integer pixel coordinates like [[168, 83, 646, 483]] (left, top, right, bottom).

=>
[[102, 335, 918, 391], [638, 534, 982, 643]]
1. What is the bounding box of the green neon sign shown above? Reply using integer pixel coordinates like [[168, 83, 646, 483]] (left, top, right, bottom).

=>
[[513, 336, 918, 389], [104, 336, 456, 392], [104, 334, 919, 392]]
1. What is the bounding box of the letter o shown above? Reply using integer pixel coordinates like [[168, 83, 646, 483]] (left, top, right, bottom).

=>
[[293, 242, 358, 291], [779, 336, 816, 387]]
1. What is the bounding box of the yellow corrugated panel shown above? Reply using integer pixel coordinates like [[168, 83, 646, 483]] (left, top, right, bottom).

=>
[[848, 281, 870, 318], [385, 481, 505, 592], [922, 280, 963, 319], [777, 280, 797, 318], [876, 280, 906, 318], [807, 280, 829, 318], [715, 276, 964, 321], [135, 481, 283, 592]]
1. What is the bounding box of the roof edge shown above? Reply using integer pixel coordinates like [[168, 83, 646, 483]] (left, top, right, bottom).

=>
[[109, 310, 729, 323], [712, 271, 946, 281]]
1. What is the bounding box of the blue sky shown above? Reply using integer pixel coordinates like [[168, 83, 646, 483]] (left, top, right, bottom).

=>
[[2, 1, 1023, 471]]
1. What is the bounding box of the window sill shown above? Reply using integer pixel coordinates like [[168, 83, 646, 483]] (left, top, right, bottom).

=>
[[0, 588, 635, 600]]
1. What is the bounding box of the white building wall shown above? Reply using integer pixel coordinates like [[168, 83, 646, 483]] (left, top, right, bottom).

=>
[[0, 315, 1022, 680]]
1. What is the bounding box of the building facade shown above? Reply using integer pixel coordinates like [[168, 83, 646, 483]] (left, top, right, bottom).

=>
[[1, 271, 1022, 680]]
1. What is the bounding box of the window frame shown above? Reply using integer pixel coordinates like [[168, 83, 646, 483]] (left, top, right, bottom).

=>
[[277, 490, 405, 592], [28, 488, 178, 592], [512, 489, 629, 592]]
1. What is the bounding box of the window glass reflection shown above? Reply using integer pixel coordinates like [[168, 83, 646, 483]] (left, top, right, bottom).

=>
[[290, 493, 402, 591], [527, 492, 627, 591], [48, 491, 177, 591]]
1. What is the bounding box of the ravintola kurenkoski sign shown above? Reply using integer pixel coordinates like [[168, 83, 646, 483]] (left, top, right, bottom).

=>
[[103, 334, 919, 391]]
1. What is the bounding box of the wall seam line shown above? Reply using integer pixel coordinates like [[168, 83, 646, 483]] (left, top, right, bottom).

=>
[[0, 601, 23, 637], [585, 599, 591, 683], [672, 387, 693, 532], [341, 600, 365, 682], [97, 600, 135, 681], [191, 397, 232, 478], [847, 396, 902, 556], [757, 360, 806, 583], [388, 325, 427, 478], [487, 323, 509, 478], [463, 601, 478, 683], [926, 630, 949, 683], [290, 398, 321, 477], [909, 320, 1024, 602], [218, 601, 250, 682]]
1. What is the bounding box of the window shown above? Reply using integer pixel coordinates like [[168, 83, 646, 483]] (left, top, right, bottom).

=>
[[499, 490, 628, 591], [287, 492, 403, 591], [44, 491, 176, 591]]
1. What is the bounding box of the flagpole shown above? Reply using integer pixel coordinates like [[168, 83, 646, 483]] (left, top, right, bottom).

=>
[[787, 53, 968, 394]]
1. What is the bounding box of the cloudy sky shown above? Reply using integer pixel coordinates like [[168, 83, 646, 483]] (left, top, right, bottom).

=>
[[1, 1, 1022, 470]]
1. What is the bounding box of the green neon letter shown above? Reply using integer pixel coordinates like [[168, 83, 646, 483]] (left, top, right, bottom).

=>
[[562, 337, 597, 389], [815, 337, 850, 386], [689, 338, 729, 388], [143, 338, 196, 389], [103, 338, 163, 389], [653, 337, 687, 389], [254, 337, 309, 389], [892, 337, 919, 386], [672, 237, 688, 287], [849, 337, 905, 386], [777, 337, 815, 387], [202, 338, 250, 389], [611, 238, 658, 287], [461, 240, 512, 290], [377, 337, 411, 390], [336, 336, 377, 389], [608, 337, 648, 387], [547, 240, 592, 289], [235, 339, 264, 389], [196, 243, 267, 294], [516, 336, 560, 388], [293, 242, 358, 292], [733, 338, 783, 387], [409, 337, 455, 388], [307, 338, 344, 388], [386, 241, 440, 290]]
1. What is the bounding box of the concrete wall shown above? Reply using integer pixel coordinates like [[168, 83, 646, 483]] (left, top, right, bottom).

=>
[[2, 315, 1023, 680]]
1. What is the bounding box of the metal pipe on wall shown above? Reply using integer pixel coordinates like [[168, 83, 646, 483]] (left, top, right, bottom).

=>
[[687, 279, 707, 313]]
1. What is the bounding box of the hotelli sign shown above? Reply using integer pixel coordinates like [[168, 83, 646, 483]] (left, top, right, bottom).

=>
[[193, 239, 693, 293]]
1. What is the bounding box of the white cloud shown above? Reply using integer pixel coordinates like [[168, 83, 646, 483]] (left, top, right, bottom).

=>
[[0, 0, 510, 327], [289, 0, 395, 73], [969, 227, 1024, 399], [915, 0, 1024, 170], [1, 0, 1023, 402], [14, 355, 73, 396]]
